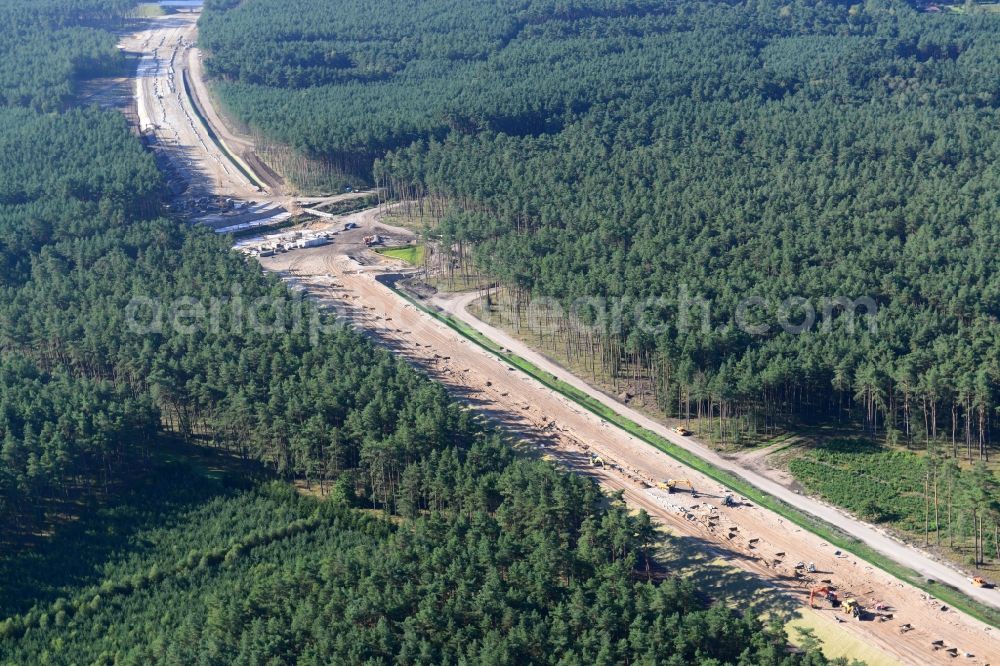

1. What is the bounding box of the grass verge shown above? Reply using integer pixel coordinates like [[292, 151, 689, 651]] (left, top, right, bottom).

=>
[[375, 245, 424, 265], [181, 71, 267, 190], [386, 282, 1000, 629]]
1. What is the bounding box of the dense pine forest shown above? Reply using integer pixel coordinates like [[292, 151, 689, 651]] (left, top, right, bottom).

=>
[[4, 446, 830, 664], [199, 0, 1000, 461], [0, 1, 844, 662], [0, 0, 134, 110]]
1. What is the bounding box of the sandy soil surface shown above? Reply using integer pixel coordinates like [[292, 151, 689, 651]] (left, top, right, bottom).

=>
[[733, 437, 807, 491], [118, 13, 322, 234], [117, 13, 999, 663], [184, 44, 285, 192], [437, 291, 1000, 614], [256, 237, 1000, 666], [120, 15, 263, 200]]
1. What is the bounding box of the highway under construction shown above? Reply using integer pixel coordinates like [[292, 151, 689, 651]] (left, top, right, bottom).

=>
[[123, 10, 1000, 666]]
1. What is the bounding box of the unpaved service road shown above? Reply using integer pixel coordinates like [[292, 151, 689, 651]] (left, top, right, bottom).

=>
[[435, 291, 1000, 613], [260, 243, 1000, 666]]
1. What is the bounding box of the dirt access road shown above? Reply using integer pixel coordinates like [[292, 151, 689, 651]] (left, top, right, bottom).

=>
[[436, 291, 1000, 614], [120, 10, 999, 662], [257, 235, 1000, 666]]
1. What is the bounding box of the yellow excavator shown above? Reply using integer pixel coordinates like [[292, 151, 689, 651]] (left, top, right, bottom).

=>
[[590, 453, 606, 469], [842, 598, 864, 620], [657, 478, 695, 494]]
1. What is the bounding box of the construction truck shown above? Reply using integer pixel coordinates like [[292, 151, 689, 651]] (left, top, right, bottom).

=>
[[657, 478, 695, 495], [590, 453, 606, 469], [809, 586, 838, 608], [842, 598, 864, 620], [671, 425, 692, 436]]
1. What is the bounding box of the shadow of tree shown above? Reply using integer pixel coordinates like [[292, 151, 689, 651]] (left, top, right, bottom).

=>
[[0, 439, 259, 617], [656, 531, 806, 622]]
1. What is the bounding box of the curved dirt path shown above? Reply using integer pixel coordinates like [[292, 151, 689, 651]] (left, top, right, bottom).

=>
[[435, 289, 1000, 613], [256, 244, 1000, 665]]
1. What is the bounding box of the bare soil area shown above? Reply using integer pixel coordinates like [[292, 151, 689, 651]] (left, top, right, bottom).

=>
[[117, 13, 1000, 661], [257, 239, 1000, 666]]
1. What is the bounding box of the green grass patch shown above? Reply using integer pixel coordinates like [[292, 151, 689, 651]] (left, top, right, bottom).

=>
[[426, 274, 493, 293], [376, 245, 424, 265], [788, 439, 1000, 566], [789, 439, 927, 529], [786, 611, 898, 666], [133, 3, 166, 18], [387, 283, 1000, 630]]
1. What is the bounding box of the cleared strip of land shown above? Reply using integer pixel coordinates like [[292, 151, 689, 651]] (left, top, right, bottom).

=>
[[122, 12, 1000, 663], [258, 232, 1000, 666], [432, 290, 1000, 614]]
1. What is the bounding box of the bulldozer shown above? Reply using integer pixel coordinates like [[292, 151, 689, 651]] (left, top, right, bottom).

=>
[[658, 478, 695, 495], [590, 453, 606, 469], [842, 598, 864, 620], [809, 585, 838, 609], [970, 576, 992, 588], [671, 425, 692, 436]]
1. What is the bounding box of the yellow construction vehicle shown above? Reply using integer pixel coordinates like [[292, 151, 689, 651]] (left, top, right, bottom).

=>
[[590, 453, 606, 469], [657, 478, 694, 494], [970, 576, 992, 588], [842, 598, 864, 620], [671, 426, 692, 436]]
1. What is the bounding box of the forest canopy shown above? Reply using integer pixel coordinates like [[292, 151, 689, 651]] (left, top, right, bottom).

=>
[[0, 0, 132, 110], [0, 2, 842, 662], [199, 0, 1000, 459]]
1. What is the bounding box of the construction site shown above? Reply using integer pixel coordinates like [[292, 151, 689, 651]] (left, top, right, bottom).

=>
[[119, 11, 371, 233], [252, 232, 999, 665], [119, 9, 1000, 666]]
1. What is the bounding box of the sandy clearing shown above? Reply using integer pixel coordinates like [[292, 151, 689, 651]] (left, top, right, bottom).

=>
[[258, 242, 1000, 666], [121, 15, 264, 200], [436, 290, 1000, 613]]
